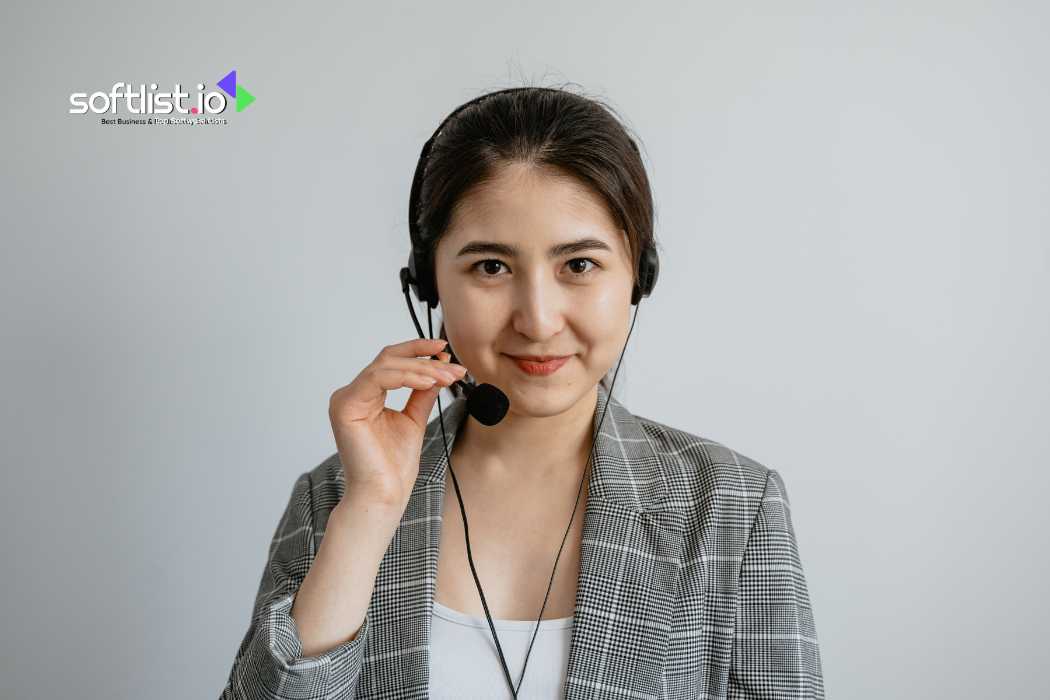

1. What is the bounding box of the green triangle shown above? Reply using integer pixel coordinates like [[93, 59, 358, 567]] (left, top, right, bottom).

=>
[[236, 84, 255, 112]]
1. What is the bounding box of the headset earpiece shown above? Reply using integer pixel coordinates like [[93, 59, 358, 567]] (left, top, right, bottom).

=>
[[632, 243, 660, 305], [405, 248, 439, 309]]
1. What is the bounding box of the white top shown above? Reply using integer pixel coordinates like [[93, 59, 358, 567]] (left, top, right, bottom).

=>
[[428, 599, 574, 699]]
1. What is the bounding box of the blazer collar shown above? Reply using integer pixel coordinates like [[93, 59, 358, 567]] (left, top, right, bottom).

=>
[[416, 381, 666, 513]]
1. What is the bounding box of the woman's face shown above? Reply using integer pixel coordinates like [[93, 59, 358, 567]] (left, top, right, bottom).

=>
[[433, 162, 635, 417]]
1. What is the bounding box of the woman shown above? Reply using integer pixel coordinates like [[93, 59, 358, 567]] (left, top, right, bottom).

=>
[[220, 86, 824, 699]]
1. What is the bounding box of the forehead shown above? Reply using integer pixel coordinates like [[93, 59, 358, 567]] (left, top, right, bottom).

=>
[[441, 162, 626, 252]]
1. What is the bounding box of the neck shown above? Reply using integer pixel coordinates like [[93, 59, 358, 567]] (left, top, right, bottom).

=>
[[450, 384, 599, 484]]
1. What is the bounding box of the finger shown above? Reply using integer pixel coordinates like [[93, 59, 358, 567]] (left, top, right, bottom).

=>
[[376, 338, 449, 361], [380, 355, 466, 383], [403, 372, 439, 389], [380, 366, 454, 389], [346, 366, 438, 407]]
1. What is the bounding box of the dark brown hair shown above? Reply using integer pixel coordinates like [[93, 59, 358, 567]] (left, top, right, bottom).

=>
[[414, 84, 657, 398]]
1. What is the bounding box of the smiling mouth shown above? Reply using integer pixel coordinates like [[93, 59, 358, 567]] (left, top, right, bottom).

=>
[[504, 354, 573, 376]]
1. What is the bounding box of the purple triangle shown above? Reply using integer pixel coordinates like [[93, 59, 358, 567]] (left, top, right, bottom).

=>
[[218, 70, 237, 98]]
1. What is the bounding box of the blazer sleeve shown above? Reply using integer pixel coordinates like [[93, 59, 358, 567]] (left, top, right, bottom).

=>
[[728, 468, 824, 699], [219, 470, 371, 700]]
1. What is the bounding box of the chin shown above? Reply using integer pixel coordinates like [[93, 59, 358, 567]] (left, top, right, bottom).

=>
[[502, 378, 595, 418]]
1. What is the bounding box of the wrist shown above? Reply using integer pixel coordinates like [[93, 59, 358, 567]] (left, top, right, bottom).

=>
[[332, 493, 405, 529]]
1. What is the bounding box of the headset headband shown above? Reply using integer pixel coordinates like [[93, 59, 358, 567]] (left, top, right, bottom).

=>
[[403, 87, 658, 308]]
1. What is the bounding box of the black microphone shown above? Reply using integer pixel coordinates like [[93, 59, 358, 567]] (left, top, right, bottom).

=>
[[447, 376, 509, 427], [421, 351, 509, 426]]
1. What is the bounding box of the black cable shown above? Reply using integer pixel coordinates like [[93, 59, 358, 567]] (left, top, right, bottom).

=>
[[428, 306, 518, 695]]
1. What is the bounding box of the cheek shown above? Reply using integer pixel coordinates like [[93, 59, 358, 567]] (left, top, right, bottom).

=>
[[442, 308, 501, 365], [583, 288, 631, 328], [574, 302, 631, 361]]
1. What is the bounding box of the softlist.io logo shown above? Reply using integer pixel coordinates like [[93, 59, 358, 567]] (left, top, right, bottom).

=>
[[69, 69, 255, 115]]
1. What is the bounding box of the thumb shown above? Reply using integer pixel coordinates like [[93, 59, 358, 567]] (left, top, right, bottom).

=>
[[402, 351, 452, 427], [402, 382, 443, 428]]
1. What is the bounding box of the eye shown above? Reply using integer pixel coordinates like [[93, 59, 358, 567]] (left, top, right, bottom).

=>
[[566, 258, 601, 276], [470, 259, 508, 277]]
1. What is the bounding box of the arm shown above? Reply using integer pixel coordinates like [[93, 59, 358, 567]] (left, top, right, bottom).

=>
[[728, 468, 825, 699], [219, 471, 401, 700]]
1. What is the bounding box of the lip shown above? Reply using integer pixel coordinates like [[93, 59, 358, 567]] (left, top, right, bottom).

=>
[[505, 354, 573, 376]]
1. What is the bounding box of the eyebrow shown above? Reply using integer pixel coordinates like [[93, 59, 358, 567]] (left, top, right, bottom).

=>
[[455, 237, 614, 259]]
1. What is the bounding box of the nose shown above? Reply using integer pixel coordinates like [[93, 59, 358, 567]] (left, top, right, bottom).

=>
[[510, 268, 566, 341]]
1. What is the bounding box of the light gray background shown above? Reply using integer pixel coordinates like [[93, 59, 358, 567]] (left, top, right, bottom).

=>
[[2, 1, 1047, 698]]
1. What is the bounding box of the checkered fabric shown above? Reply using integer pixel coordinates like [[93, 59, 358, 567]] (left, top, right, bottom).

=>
[[220, 382, 823, 698]]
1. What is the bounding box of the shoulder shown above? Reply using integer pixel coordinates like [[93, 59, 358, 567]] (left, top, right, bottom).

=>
[[633, 413, 798, 584], [632, 412, 777, 516]]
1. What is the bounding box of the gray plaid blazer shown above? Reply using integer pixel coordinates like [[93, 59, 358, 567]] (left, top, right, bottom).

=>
[[220, 382, 824, 699]]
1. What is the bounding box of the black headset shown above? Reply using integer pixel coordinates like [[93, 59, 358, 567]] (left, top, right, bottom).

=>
[[397, 87, 660, 698]]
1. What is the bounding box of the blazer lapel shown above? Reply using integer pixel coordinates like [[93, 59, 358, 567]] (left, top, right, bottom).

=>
[[563, 384, 683, 699], [365, 383, 683, 699]]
